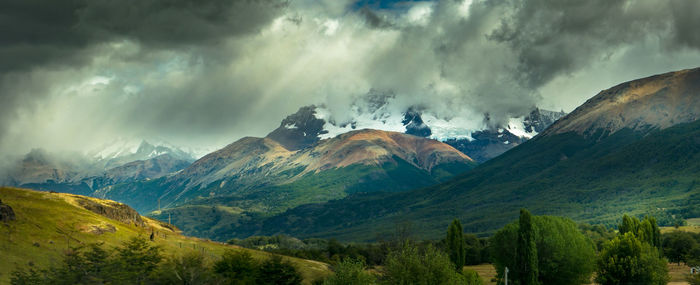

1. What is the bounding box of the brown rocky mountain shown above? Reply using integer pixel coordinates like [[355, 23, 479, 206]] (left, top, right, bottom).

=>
[[542, 67, 700, 139], [148, 128, 475, 211]]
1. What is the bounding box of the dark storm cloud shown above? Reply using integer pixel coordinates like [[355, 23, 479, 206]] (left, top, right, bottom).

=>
[[77, 0, 288, 48], [0, 0, 286, 73]]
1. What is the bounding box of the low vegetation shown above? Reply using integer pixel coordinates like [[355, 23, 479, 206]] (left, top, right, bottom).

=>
[[0, 187, 330, 284], [11, 237, 306, 285]]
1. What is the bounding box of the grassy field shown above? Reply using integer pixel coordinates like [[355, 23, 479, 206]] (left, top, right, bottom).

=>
[[0, 187, 331, 284], [661, 218, 700, 234], [464, 264, 497, 285], [466, 263, 693, 285]]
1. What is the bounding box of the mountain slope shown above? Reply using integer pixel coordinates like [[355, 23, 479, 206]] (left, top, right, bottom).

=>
[[542, 68, 700, 139], [109, 129, 475, 216], [0, 187, 330, 284], [141, 130, 474, 240], [232, 67, 700, 241]]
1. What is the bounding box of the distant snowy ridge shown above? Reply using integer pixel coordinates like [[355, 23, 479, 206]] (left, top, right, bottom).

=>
[[269, 102, 566, 162]]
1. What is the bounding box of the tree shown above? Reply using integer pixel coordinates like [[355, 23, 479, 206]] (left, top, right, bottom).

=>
[[595, 232, 669, 285], [491, 214, 595, 285], [322, 258, 376, 285], [516, 209, 538, 285], [255, 256, 303, 285], [636, 216, 662, 248], [618, 214, 640, 235], [662, 231, 698, 265], [112, 237, 163, 284], [213, 250, 258, 285], [154, 250, 217, 285], [446, 219, 465, 270], [464, 234, 487, 265], [382, 242, 477, 285]]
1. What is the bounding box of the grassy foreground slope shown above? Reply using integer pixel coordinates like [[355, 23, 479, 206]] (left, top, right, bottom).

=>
[[0, 187, 330, 284]]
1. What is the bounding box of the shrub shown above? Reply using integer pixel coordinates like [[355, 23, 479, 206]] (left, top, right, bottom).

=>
[[323, 258, 376, 285], [382, 242, 477, 285]]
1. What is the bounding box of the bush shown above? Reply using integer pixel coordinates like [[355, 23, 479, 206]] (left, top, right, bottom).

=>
[[462, 269, 483, 285], [595, 232, 669, 285], [323, 258, 376, 285], [381, 242, 477, 285]]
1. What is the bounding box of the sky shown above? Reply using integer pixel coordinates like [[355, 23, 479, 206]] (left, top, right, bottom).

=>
[[2, 0, 700, 157]]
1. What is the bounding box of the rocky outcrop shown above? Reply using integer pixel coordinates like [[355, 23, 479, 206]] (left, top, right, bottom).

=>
[[402, 109, 432, 137], [0, 199, 16, 222], [266, 106, 328, 150], [74, 196, 145, 227]]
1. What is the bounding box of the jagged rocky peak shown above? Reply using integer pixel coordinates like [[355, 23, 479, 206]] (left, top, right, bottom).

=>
[[266, 105, 328, 150], [523, 108, 567, 133], [402, 108, 432, 137]]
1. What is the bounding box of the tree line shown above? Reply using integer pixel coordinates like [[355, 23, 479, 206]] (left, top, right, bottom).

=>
[[10, 210, 700, 284]]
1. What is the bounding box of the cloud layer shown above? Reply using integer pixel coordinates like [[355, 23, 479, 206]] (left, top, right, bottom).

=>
[[2, 0, 700, 155]]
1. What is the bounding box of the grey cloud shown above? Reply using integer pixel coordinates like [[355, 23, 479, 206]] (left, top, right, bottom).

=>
[[2, 0, 700, 157], [486, 0, 700, 88], [669, 1, 700, 49], [0, 0, 286, 154], [359, 7, 394, 29]]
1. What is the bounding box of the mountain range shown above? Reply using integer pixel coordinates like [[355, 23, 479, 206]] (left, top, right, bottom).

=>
[[224, 67, 700, 241], [1, 140, 196, 196], [3, 67, 697, 243]]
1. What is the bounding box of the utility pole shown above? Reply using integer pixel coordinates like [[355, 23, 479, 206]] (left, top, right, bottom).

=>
[[158, 198, 161, 212], [168, 212, 171, 225], [505, 267, 509, 285]]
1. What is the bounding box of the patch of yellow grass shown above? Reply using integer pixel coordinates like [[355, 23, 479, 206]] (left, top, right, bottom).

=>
[[464, 264, 497, 285]]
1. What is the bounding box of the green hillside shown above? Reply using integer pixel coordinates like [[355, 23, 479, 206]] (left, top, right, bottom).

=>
[[242, 119, 700, 241], [0, 187, 331, 284], [148, 158, 473, 240]]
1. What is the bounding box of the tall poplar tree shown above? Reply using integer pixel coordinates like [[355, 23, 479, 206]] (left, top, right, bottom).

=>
[[447, 219, 465, 270], [516, 209, 538, 285]]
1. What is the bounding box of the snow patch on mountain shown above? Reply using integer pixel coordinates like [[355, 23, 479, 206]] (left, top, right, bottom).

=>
[[505, 117, 537, 139], [314, 105, 405, 140]]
